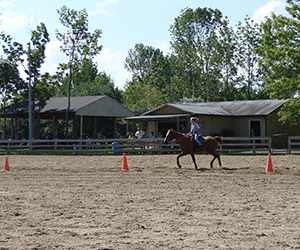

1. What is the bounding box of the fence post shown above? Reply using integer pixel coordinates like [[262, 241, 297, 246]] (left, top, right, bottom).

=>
[[268, 138, 272, 153], [288, 137, 291, 154]]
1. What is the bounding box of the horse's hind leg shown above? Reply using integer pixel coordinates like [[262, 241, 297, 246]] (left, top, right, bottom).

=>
[[191, 153, 198, 170], [177, 152, 187, 169], [216, 153, 222, 168]]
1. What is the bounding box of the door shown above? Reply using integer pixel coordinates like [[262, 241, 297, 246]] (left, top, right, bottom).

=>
[[250, 120, 261, 137]]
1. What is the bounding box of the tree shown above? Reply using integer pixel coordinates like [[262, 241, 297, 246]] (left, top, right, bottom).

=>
[[1, 22, 54, 139], [56, 57, 123, 103], [124, 43, 157, 82], [217, 17, 240, 101], [236, 16, 266, 100], [0, 58, 24, 134], [258, 0, 300, 125], [0, 33, 26, 135], [169, 7, 224, 102], [56, 5, 103, 138], [13, 23, 54, 138], [0, 34, 25, 104], [124, 43, 172, 113]]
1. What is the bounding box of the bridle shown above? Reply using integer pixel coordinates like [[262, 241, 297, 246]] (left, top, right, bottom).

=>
[[167, 133, 186, 144]]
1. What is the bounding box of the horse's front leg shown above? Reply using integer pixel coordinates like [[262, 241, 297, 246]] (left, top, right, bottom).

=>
[[210, 152, 221, 168], [210, 156, 216, 168], [177, 151, 187, 169], [191, 153, 198, 170]]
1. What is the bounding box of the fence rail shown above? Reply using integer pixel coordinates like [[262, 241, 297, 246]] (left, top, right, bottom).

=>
[[0, 136, 299, 155]]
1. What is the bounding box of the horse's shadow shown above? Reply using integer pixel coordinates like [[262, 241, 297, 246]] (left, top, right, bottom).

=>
[[196, 167, 250, 171]]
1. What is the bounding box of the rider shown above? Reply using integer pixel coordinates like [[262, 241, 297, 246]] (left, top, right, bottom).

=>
[[188, 117, 202, 149]]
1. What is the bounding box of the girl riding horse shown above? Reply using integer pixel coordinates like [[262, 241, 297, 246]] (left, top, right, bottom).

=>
[[163, 129, 222, 170]]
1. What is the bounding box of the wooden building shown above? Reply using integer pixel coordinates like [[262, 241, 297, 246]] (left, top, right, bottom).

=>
[[125, 99, 300, 138]]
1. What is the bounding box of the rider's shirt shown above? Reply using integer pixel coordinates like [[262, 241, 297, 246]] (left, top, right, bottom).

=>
[[189, 122, 200, 135]]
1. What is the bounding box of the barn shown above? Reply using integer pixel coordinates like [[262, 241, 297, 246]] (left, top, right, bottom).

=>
[[125, 99, 300, 138]]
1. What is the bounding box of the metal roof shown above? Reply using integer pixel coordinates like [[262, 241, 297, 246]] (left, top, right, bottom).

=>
[[125, 113, 191, 121], [41, 95, 104, 113], [1, 95, 134, 119], [41, 95, 134, 117], [142, 99, 286, 117]]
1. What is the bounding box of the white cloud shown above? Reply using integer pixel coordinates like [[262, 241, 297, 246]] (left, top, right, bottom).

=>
[[42, 41, 131, 89], [156, 41, 171, 55], [96, 48, 131, 89], [89, 0, 122, 15], [0, 1, 14, 8], [42, 40, 67, 75], [0, 11, 45, 38], [96, 0, 121, 8], [0, 12, 28, 32], [252, 1, 287, 23]]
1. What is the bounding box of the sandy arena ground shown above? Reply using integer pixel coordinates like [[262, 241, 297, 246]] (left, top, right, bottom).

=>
[[0, 153, 300, 249]]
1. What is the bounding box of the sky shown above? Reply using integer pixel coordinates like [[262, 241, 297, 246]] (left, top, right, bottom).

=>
[[0, 0, 288, 89]]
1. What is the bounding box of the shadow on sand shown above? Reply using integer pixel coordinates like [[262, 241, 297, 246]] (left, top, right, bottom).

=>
[[196, 167, 250, 171]]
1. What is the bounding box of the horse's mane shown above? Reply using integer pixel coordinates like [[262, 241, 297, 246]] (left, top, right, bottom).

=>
[[169, 128, 187, 137]]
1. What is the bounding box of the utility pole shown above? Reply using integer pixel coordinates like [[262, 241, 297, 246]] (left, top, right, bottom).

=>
[[27, 43, 33, 141]]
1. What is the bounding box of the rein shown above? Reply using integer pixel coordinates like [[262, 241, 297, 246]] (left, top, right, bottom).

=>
[[168, 135, 186, 144]]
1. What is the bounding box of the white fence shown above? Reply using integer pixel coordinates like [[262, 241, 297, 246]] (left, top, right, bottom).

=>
[[0, 136, 299, 155]]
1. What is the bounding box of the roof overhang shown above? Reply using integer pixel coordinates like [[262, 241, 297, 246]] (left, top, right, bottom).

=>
[[125, 113, 192, 121]]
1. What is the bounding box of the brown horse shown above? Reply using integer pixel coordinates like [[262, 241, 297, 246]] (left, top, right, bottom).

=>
[[163, 129, 222, 169]]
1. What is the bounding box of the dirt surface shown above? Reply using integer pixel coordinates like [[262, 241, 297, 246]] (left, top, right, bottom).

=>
[[1, 154, 300, 249]]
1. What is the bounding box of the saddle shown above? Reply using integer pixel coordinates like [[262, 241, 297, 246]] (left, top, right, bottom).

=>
[[188, 134, 206, 151]]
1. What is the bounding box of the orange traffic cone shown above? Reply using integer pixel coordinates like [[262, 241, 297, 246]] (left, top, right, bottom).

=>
[[264, 153, 273, 173], [122, 153, 129, 171], [1, 156, 10, 171]]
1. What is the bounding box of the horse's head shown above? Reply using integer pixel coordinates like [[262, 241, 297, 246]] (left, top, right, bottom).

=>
[[163, 129, 174, 144]]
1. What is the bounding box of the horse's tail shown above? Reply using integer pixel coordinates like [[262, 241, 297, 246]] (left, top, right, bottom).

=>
[[214, 136, 223, 146]]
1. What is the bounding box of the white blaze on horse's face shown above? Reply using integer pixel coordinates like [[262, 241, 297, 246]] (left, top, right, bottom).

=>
[[163, 131, 171, 144]]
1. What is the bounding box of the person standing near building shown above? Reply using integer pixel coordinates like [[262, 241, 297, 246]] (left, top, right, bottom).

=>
[[149, 131, 155, 139], [135, 127, 144, 139], [115, 129, 121, 139], [180, 124, 187, 134]]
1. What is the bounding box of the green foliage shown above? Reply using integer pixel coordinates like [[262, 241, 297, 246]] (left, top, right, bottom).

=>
[[29, 23, 54, 110], [124, 44, 171, 113], [0, 34, 26, 104], [277, 98, 300, 125], [236, 16, 265, 100], [0, 34, 24, 65], [0, 23, 55, 138], [56, 57, 123, 104], [169, 7, 224, 102], [124, 80, 164, 115], [217, 17, 240, 101], [0, 59, 23, 103], [55, 5, 103, 137], [56, 6, 103, 61], [123, 7, 270, 112], [258, 0, 300, 124]]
